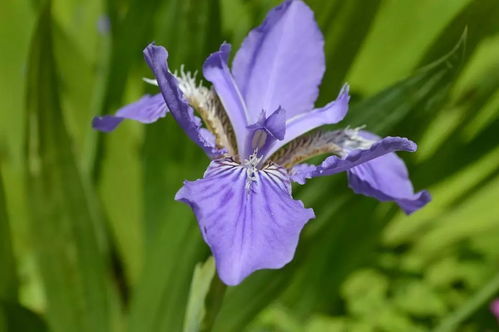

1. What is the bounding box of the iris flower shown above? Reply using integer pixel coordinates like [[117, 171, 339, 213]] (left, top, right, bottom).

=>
[[492, 299, 499, 322], [93, 0, 430, 285]]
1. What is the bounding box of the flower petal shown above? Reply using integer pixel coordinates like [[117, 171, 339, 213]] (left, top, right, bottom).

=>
[[347, 153, 431, 214], [92, 93, 167, 132], [491, 299, 499, 319], [143, 43, 223, 159], [203, 43, 250, 154], [246, 107, 287, 158], [176, 158, 315, 285], [291, 136, 417, 184], [232, 0, 325, 121], [265, 84, 350, 159], [260, 107, 286, 141]]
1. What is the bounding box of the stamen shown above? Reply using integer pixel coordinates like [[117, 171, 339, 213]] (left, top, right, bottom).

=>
[[175, 66, 204, 101], [269, 126, 375, 169], [334, 126, 373, 152], [142, 77, 158, 86], [172, 67, 237, 155]]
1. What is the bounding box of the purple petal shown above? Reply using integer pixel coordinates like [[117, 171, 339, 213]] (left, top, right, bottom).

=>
[[199, 128, 217, 147], [262, 106, 286, 140], [203, 43, 250, 154], [246, 107, 287, 158], [143, 43, 223, 159], [92, 93, 167, 132], [265, 84, 350, 159], [491, 299, 499, 320], [347, 152, 431, 214], [291, 136, 417, 184], [232, 0, 325, 121], [176, 158, 315, 285], [92, 116, 123, 132]]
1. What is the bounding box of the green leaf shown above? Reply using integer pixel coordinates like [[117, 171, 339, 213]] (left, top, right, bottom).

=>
[[310, 0, 383, 103], [0, 302, 49, 332], [24, 3, 114, 332], [434, 272, 499, 332], [347, 0, 472, 95], [418, 0, 499, 67], [213, 270, 292, 331], [127, 218, 208, 332], [84, 0, 163, 179], [0, 166, 18, 302], [413, 71, 499, 189], [182, 257, 216, 332], [346, 30, 466, 135], [98, 124, 144, 286]]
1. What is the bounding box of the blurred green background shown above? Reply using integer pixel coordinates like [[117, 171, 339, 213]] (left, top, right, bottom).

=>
[[1, 0, 499, 331]]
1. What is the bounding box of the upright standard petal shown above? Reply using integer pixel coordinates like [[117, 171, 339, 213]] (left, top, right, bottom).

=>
[[347, 153, 431, 214], [92, 93, 167, 132], [345, 131, 430, 214], [143, 43, 223, 159], [203, 43, 249, 155], [232, 0, 325, 121], [176, 158, 315, 285], [291, 137, 417, 184]]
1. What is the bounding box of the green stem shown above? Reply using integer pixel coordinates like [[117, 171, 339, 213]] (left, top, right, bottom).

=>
[[201, 274, 227, 332]]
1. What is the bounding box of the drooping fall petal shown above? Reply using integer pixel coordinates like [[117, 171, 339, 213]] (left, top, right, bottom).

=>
[[176, 158, 315, 285], [347, 153, 431, 214]]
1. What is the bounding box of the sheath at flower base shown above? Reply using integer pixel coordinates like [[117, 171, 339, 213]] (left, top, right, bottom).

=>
[[93, 0, 430, 286]]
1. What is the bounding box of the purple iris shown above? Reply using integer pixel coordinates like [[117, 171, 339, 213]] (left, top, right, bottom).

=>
[[93, 0, 430, 285], [492, 299, 499, 322]]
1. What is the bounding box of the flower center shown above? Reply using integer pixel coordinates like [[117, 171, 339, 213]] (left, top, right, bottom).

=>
[[242, 152, 263, 191]]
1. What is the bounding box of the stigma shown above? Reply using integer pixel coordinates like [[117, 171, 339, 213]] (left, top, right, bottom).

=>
[[243, 152, 263, 191]]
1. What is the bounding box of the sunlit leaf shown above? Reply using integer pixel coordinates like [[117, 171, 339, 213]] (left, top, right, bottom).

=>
[[24, 3, 115, 332], [182, 257, 216, 332], [348, 0, 471, 94], [346, 31, 466, 136], [310, 0, 383, 103]]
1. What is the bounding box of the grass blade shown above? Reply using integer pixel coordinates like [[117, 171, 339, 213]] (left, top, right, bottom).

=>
[[24, 3, 114, 331], [346, 31, 466, 135], [0, 166, 17, 302], [311, 0, 383, 102], [182, 257, 216, 332]]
